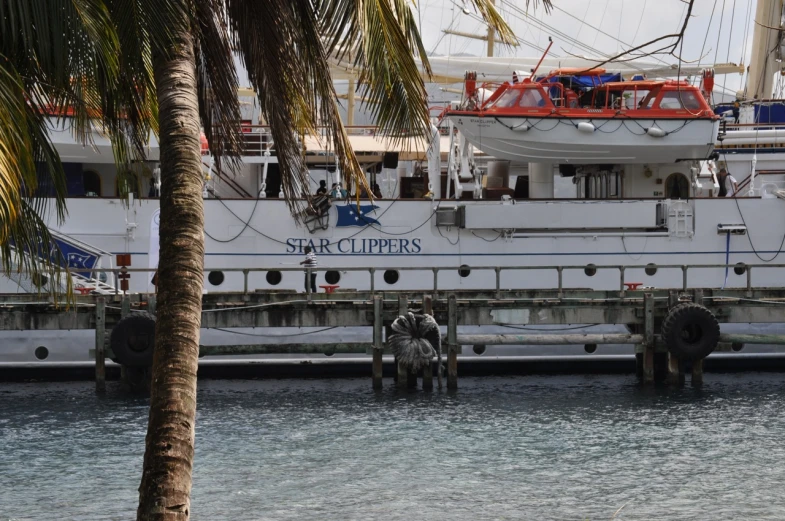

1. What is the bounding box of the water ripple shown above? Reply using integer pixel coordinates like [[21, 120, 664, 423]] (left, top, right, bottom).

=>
[[1, 374, 784, 520]]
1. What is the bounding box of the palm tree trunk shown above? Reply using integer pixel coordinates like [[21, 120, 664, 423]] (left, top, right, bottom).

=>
[[137, 21, 203, 521]]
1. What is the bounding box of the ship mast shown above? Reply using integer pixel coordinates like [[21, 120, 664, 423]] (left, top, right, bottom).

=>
[[746, 0, 785, 99], [486, 0, 495, 57]]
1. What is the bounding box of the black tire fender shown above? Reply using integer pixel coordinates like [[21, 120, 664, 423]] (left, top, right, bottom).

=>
[[110, 312, 156, 367], [661, 303, 719, 362]]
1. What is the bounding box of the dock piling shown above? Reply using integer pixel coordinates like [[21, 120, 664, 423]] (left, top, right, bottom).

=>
[[642, 293, 655, 384], [692, 359, 704, 386], [396, 295, 411, 389], [667, 352, 683, 386], [372, 295, 383, 390], [447, 295, 458, 390], [422, 295, 434, 391], [95, 297, 106, 393]]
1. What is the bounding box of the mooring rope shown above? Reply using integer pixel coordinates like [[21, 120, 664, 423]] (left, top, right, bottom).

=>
[[387, 312, 441, 373]]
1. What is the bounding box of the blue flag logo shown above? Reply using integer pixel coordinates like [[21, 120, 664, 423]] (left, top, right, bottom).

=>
[[336, 204, 381, 227]]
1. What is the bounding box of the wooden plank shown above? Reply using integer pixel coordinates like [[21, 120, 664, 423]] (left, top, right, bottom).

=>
[[456, 333, 644, 345], [199, 342, 369, 356]]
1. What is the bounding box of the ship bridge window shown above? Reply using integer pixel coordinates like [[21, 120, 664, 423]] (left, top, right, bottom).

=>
[[491, 89, 521, 108], [657, 91, 702, 110], [519, 89, 545, 107]]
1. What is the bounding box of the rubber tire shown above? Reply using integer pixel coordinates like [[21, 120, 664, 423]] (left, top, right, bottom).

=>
[[661, 303, 719, 362], [110, 312, 156, 367]]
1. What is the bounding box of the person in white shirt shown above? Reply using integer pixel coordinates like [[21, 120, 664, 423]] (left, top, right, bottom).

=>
[[717, 168, 738, 197], [299, 246, 317, 293]]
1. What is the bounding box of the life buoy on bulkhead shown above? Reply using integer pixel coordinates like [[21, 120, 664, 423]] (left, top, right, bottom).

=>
[[661, 303, 720, 361]]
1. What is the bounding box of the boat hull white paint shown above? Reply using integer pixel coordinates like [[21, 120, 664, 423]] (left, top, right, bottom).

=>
[[449, 115, 719, 164]]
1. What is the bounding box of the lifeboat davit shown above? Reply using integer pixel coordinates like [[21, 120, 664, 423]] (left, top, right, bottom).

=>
[[446, 69, 720, 164]]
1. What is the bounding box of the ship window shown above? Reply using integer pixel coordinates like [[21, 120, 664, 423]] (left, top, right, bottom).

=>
[[266, 270, 282, 285], [658, 91, 701, 110], [83, 171, 101, 197], [665, 173, 689, 199], [519, 89, 545, 107], [492, 89, 521, 108], [621, 89, 650, 109], [207, 271, 224, 286], [325, 270, 341, 284], [383, 270, 399, 285]]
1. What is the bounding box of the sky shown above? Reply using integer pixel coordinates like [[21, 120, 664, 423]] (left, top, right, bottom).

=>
[[414, 0, 763, 96]]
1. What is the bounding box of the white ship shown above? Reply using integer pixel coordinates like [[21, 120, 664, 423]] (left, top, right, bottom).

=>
[[5, 0, 785, 367]]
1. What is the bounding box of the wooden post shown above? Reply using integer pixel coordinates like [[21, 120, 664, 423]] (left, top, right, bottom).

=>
[[667, 352, 682, 386], [642, 293, 655, 384], [692, 358, 704, 386], [121, 295, 131, 318], [447, 294, 458, 390], [372, 295, 383, 390], [95, 297, 106, 393], [396, 294, 409, 389], [422, 295, 434, 391]]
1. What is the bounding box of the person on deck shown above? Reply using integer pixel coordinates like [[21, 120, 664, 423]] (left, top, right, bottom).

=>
[[316, 180, 327, 196], [329, 183, 347, 199], [717, 168, 738, 197], [299, 246, 317, 293]]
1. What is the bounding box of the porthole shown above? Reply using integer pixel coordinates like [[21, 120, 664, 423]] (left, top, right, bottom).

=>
[[34, 346, 49, 360], [207, 271, 225, 286], [98, 271, 108, 283], [584, 264, 597, 277], [459, 265, 471, 278], [31, 273, 48, 288], [266, 270, 282, 285], [325, 270, 341, 284], [732, 342, 744, 352], [584, 343, 597, 354], [383, 270, 399, 285], [472, 344, 486, 355], [645, 263, 658, 276], [734, 263, 747, 276]]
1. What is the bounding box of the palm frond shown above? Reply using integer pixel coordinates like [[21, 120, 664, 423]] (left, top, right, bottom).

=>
[[226, 0, 366, 214], [0, 0, 173, 295], [194, 0, 244, 174]]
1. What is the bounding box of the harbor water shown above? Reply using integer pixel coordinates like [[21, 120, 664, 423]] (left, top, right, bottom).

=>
[[2, 375, 785, 520]]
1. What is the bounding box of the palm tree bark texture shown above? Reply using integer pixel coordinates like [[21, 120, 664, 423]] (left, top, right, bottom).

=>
[[137, 21, 204, 521]]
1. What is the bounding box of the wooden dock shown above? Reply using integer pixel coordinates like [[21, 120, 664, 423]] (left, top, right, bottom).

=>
[[3, 275, 785, 391]]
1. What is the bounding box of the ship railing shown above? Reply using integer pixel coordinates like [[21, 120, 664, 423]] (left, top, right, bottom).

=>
[[63, 263, 785, 299], [234, 125, 414, 157]]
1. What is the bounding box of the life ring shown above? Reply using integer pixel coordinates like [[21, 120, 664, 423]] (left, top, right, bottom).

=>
[[661, 303, 719, 361], [387, 312, 440, 371], [110, 312, 156, 367]]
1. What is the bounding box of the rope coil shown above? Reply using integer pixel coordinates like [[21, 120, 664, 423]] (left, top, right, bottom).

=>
[[388, 312, 441, 371]]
